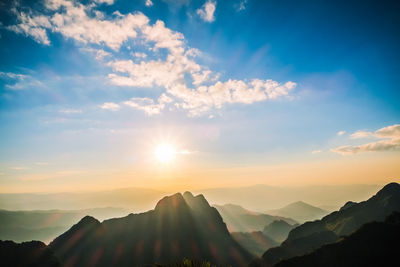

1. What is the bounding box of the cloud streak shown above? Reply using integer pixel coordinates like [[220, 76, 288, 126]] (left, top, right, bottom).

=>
[[332, 124, 400, 155]]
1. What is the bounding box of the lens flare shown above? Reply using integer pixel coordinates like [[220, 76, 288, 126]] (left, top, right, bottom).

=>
[[154, 144, 176, 164]]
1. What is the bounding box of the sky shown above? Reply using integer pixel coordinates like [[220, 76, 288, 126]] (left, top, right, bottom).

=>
[[0, 0, 399, 193]]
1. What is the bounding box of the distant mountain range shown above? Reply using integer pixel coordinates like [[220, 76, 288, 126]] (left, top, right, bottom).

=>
[[48, 192, 252, 266], [255, 182, 400, 267], [0, 184, 381, 212], [198, 184, 381, 211], [267, 201, 329, 223], [214, 204, 297, 232], [0, 187, 166, 211], [0, 207, 127, 243]]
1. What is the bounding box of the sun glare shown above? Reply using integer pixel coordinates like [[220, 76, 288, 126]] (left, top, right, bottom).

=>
[[154, 144, 176, 164]]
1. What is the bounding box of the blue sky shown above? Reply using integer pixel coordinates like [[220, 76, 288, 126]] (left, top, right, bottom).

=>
[[0, 0, 399, 192]]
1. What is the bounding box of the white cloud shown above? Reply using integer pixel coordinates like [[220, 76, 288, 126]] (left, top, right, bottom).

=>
[[7, 13, 51, 45], [337, 130, 346, 136], [94, 0, 114, 5], [145, 0, 153, 7], [332, 124, 400, 155], [100, 102, 120, 111], [197, 0, 216, 22], [132, 52, 147, 58], [8, 0, 296, 117], [312, 150, 322, 154]]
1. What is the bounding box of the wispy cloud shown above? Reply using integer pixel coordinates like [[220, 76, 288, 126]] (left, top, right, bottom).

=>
[[332, 124, 400, 155], [59, 109, 82, 114], [0, 71, 43, 90], [337, 130, 346, 136], [100, 102, 120, 111], [145, 0, 153, 7], [197, 0, 217, 22], [350, 130, 373, 139], [312, 150, 322, 154], [8, 0, 296, 117]]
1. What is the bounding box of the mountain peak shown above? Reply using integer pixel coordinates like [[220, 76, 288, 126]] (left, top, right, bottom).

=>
[[376, 182, 400, 197], [154, 192, 187, 211], [77, 215, 100, 226]]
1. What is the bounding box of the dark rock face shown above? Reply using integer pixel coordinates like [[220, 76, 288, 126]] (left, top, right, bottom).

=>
[[256, 182, 400, 267], [49, 192, 253, 267], [0, 240, 60, 267], [275, 212, 400, 267]]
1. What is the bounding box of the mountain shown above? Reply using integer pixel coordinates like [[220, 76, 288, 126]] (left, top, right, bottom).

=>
[[197, 184, 381, 211], [256, 182, 400, 267], [231, 231, 279, 257], [0, 207, 127, 243], [0, 240, 60, 267], [49, 192, 253, 266], [214, 204, 297, 232], [275, 212, 400, 267], [267, 201, 329, 223], [263, 220, 298, 243]]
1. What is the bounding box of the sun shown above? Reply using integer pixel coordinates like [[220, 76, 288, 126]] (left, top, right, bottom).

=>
[[154, 144, 176, 164]]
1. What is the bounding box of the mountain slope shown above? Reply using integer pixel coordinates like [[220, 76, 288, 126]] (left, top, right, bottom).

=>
[[263, 220, 298, 243], [257, 182, 400, 267], [214, 204, 297, 232], [49, 192, 253, 266], [275, 212, 400, 267], [267, 201, 329, 223]]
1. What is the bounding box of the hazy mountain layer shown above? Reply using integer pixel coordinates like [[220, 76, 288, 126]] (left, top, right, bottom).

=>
[[214, 204, 297, 232], [0, 208, 127, 243], [197, 184, 381, 211], [231, 231, 279, 257], [275, 212, 400, 267], [49, 192, 253, 266], [0, 187, 166, 211], [267, 201, 328, 223], [263, 220, 298, 243]]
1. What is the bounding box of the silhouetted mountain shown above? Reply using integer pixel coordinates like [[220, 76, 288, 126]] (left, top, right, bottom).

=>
[[255, 182, 400, 267], [49, 192, 253, 266], [0, 240, 60, 267], [0, 207, 127, 243], [231, 231, 279, 256], [275, 212, 400, 267], [263, 220, 298, 243], [267, 201, 329, 223], [214, 204, 297, 232]]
